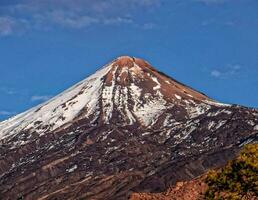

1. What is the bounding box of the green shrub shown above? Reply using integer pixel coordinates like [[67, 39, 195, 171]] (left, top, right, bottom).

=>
[[204, 143, 258, 200]]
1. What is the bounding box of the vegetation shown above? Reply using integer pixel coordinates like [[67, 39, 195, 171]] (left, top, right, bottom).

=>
[[204, 143, 258, 200]]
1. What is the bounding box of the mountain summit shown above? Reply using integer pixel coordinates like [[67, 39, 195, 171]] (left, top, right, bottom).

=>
[[0, 56, 218, 137], [0, 57, 257, 200]]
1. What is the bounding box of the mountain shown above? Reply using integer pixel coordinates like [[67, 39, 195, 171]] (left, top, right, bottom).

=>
[[0, 56, 257, 200]]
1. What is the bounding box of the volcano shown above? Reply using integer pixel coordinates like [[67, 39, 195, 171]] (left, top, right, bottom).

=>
[[0, 56, 257, 200]]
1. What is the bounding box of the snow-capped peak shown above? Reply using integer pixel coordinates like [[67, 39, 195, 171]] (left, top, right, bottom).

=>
[[0, 56, 226, 140]]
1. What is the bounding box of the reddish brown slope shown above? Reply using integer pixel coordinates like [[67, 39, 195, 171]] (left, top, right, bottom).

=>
[[130, 177, 207, 200]]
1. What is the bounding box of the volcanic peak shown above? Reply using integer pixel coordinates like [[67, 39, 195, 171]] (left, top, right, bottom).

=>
[[0, 56, 257, 200], [111, 56, 152, 70]]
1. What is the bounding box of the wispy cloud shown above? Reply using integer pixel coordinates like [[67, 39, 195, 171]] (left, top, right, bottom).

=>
[[0, 0, 160, 35], [195, 0, 229, 5], [0, 111, 16, 116], [0, 17, 15, 36], [211, 70, 222, 78], [103, 17, 133, 25], [0, 86, 30, 96], [0, 16, 28, 36], [201, 18, 236, 27], [210, 64, 242, 78], [42, 10, 100, 29], [142, 22, 157, 30], [31, 95, 52, 102], [0, 86, 17, 95]]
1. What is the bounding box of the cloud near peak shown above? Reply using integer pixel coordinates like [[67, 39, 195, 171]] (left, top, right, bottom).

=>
[[210, 64, 242, 79], [31, 95, 52, 102], [0, 111, 16, 116]]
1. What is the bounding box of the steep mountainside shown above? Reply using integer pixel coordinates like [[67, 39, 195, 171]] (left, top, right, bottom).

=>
[[0, 56, 257, 200]]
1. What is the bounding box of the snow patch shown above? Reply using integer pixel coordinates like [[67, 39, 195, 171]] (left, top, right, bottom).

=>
[[152, 76, 161, 90], [187, 103, 210, 118], [175, 94, 182, 100], [215, 120, 227, 129], [66, 164, 77, 173], [134, 98, 166, 126], [0, 64, 112, 140], [102, 66, 117, 123], [204, 100, 231, 107], [208, 121, 216, 130]]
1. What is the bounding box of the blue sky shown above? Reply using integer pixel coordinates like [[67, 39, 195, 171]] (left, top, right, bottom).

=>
[[0, 0, 258, 120]]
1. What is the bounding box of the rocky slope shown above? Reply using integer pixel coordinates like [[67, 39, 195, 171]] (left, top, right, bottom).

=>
[[0, 56, 257, 200], [130, 176, 257, 200], [130, 144, 258, 200], [130, 176, 207, 200]]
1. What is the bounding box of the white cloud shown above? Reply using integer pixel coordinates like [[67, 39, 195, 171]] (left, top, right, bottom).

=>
[[103, 17, 133, 25], [0, 16, 29, 36], [0, 17, 17, 36], [31, 95, 52, 102], [211, 64, 242, 78], [46, 10, 100, 29], [0, 0, 159, 33], [33, 11, 134, 29], [11, 0, 159, 13], [211, 70, 222, 78]]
